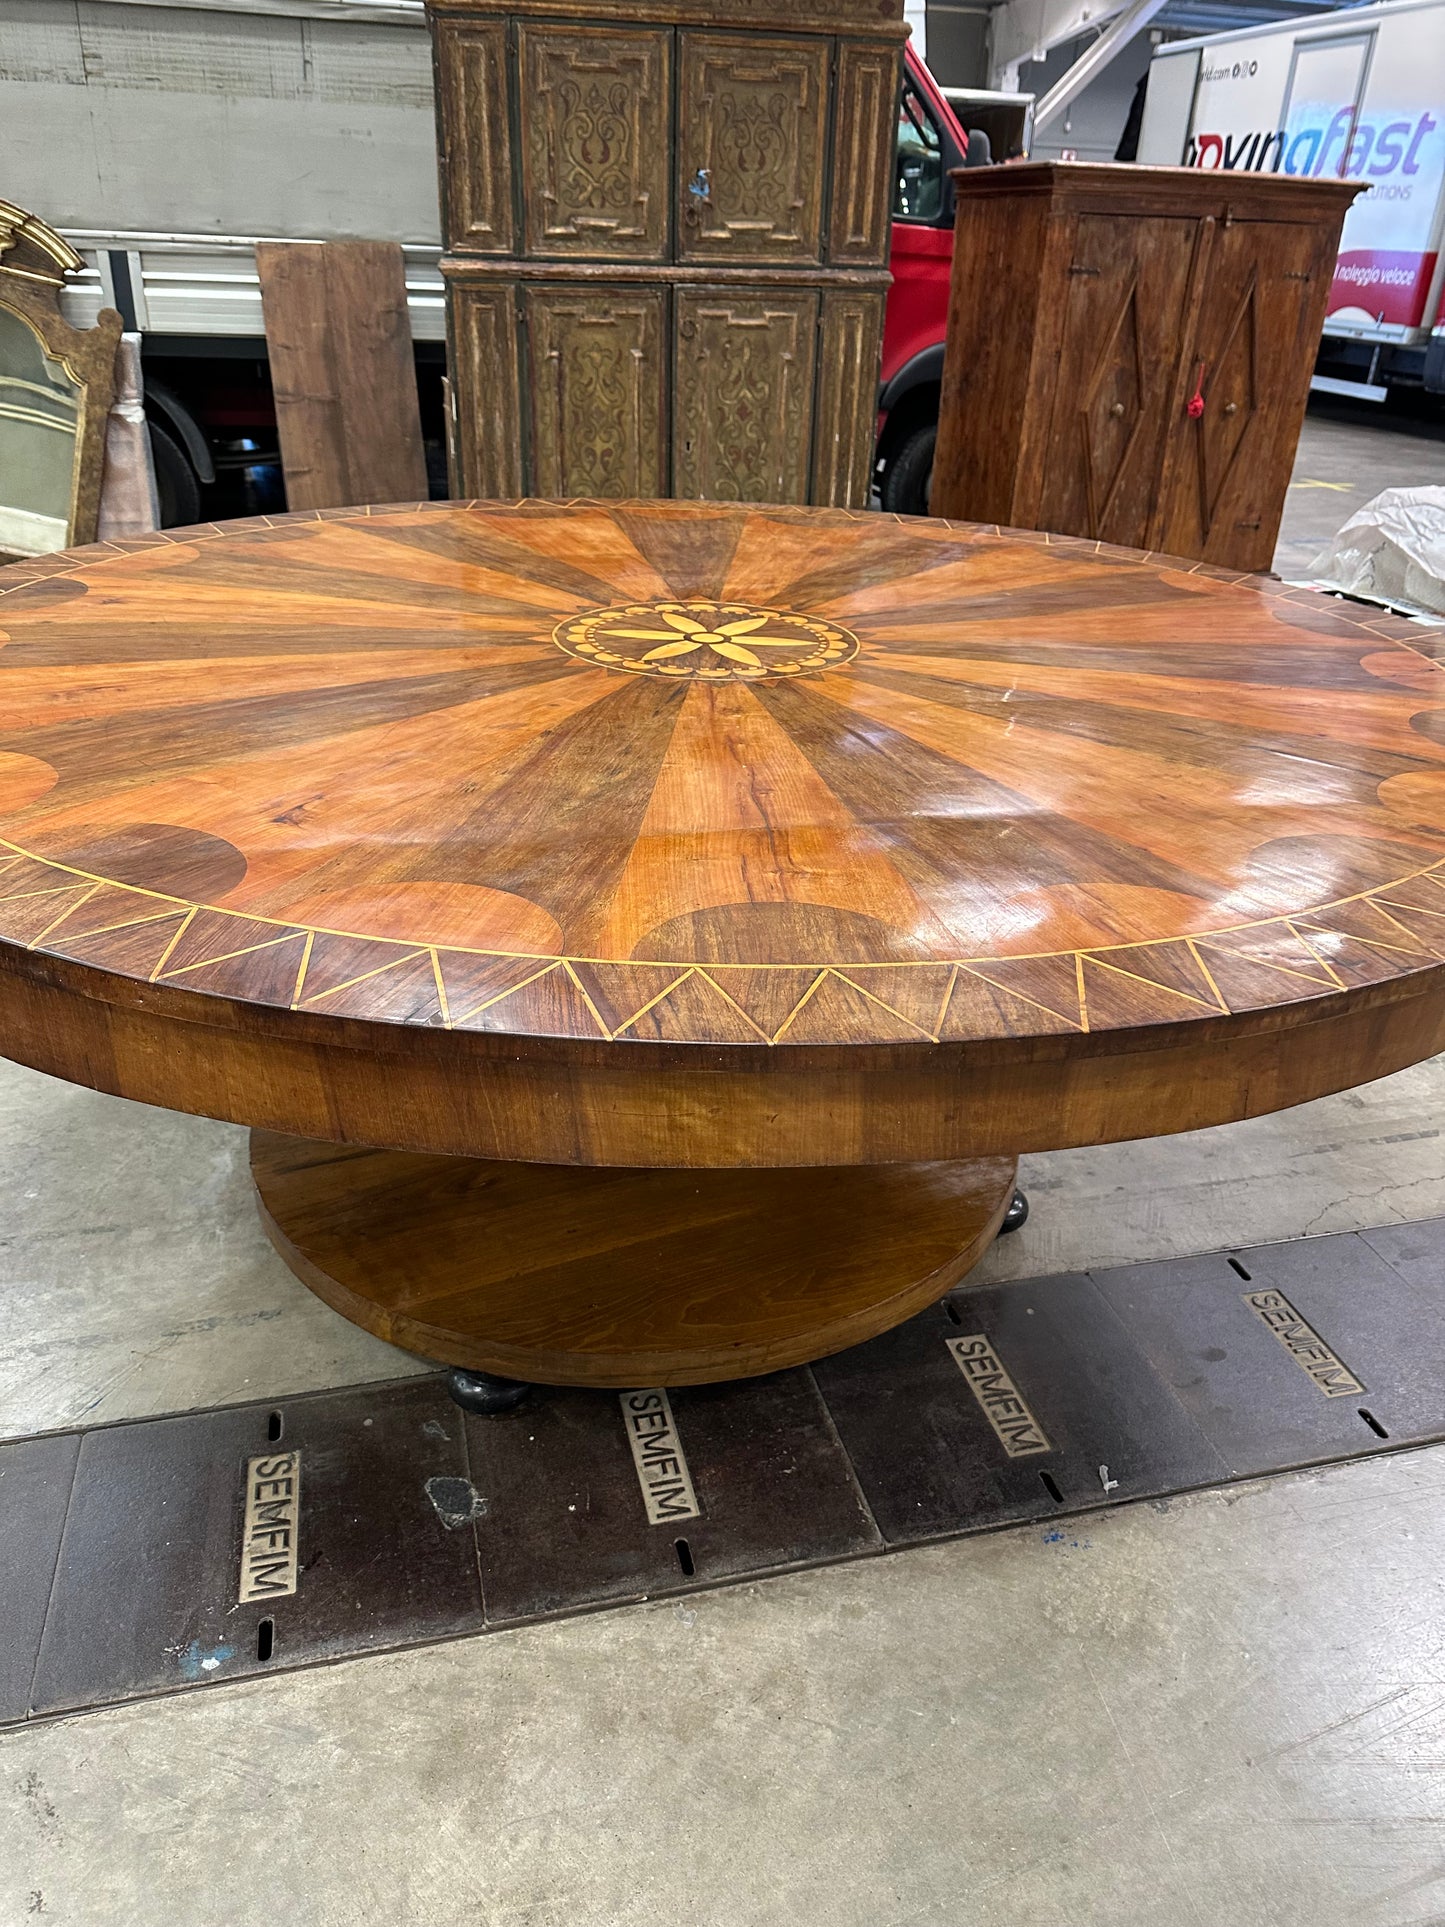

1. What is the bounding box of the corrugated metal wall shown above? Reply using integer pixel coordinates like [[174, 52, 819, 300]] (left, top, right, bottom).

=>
[[0, 0, 441, 243]]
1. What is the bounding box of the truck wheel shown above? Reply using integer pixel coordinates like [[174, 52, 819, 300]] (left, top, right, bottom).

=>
[[148, 422, 202, 528], [879, 424, 936, 517]]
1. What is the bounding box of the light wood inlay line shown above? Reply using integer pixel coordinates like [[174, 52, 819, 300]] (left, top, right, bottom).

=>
[[289, 930, 316, 1009], [148, 908, 197, 982], [1284, 923, 1349, 992], [1183, 938, 1230, 1014], [162, 932, 307, 979], [302, 949, 431, 1006], [448, 959, 563, 1028], [0, 499, 1441, 1073], [430, 948, 451, 1026], [769, 971, 829, 1043], [29, 883, 101, 946], [612, 968, 698, 1037]]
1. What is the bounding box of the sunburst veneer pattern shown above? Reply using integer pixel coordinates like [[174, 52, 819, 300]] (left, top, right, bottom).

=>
[[2, 498, 1444, 1049]]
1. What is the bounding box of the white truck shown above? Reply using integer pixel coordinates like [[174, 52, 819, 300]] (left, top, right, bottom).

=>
[[1137, 0, 1445, 404]]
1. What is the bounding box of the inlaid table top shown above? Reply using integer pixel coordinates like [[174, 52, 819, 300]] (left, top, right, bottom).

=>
[[2, 498, 1445, 1171]]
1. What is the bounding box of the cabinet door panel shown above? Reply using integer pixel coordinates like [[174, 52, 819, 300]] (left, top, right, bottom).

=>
[[518, 27, 671, 261], [1033, 216, 1197, 550], [812, 290, 886, 506], [435, 21, 513, 255], [829, 43, 900, 266], [1159, 221, 1330, 571], [450, 285, 523, 497], [527, 288, 667, 498], [674, 290, 817, 502], [677, 35, 828, 265]]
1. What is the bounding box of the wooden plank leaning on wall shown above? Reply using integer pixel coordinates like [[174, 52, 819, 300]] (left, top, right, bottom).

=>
[[256, 240, 428, 512]]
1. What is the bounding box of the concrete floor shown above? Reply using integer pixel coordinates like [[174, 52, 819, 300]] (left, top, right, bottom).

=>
[[7, 1446, 1445, 1927], [5, 401, 1445, 1924]]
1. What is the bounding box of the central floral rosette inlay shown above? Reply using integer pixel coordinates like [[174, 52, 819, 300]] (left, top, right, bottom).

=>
[[553, 599, 859, 681]]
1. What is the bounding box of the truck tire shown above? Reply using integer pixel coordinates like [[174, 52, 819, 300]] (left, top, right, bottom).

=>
[[879, 423, 936, 517], [149, 421, 202, 528]]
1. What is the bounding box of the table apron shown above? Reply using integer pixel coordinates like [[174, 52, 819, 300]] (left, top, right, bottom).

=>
[[0, 964, 1439, 1166]]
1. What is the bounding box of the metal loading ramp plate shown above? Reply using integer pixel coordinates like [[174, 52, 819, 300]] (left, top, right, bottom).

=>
[[5, 1219, 1445, 1723]]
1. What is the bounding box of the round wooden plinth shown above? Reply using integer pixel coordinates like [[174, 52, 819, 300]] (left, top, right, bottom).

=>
[[250, 1132, 1019, 1388]]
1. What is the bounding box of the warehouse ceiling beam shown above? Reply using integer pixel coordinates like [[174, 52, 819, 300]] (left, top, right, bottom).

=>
[[1031, 0, 1170, 126], [988, 0, 1165, 99]]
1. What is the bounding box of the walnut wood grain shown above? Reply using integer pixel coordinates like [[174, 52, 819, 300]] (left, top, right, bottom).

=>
[[256, 242, 428, 512], [2, 500, 1445, 1170], [252, 1131, 1018, 1383]]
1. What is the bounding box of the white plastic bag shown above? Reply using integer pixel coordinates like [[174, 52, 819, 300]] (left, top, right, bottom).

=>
[[1303, 485, 1445, 620]]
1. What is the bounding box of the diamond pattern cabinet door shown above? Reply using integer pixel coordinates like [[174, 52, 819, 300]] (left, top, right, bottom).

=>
[[674, 288, 817, 502], [447, 282, 522, 496], [433, 20, 513, 255], [1158, 222, 1328, 571], [518, 27, 672, 262], [526, 287, 668, 498], [676, 35, 829, 266], [1033, 216, 1197, 550]]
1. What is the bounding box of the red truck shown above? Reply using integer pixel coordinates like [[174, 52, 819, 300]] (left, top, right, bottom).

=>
[[876, 50, 974, 515]]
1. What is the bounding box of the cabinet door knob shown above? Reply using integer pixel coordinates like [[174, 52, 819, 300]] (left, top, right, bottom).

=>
[[1222, 401, 1238, 416], [1109, 401, 1125, 417]]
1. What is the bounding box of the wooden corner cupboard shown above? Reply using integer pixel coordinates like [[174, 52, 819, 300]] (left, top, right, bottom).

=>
[[5, 500, 1445, 1407], [425, 0, 905, 509], [931, 163, 1361, 573]]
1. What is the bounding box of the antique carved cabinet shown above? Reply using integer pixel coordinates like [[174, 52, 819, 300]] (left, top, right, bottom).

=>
[[931, 164, 1360, 572], [426, 0, 905, 505]]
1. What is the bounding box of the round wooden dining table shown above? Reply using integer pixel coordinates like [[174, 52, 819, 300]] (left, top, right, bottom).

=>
[[3, 498, 1445, 1408]]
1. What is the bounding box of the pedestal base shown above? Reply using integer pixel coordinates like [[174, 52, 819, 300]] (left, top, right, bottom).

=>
[[250, 1134, 1019, 1389]]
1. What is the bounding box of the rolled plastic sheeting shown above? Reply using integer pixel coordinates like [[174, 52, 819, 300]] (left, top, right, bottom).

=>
[[1303, 485, 1445, 621]]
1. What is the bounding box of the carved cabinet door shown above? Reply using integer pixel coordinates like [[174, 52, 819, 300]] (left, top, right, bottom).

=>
[[829, 43, 901, 267], [676, 35, 829, 265], [434, 21, 514, 255], [673, 289, 817, 501], [1033, 216, 1198, 551], [526, 288, 668, 498], [449, 285, 523, 496], [518, 26, 672, 260], [1156, 221, 1327, 570]]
